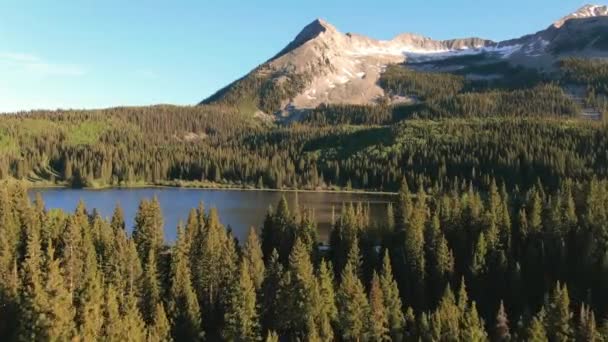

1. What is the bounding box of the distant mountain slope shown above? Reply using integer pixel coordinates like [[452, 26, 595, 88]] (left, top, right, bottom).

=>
[[201, 4, 608, 116]]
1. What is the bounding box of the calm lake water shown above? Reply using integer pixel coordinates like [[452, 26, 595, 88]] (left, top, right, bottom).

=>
[[29, 188, 395, 243]]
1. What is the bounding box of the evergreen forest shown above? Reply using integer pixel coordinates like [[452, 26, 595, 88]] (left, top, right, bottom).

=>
[[1, 57, 608, 341]]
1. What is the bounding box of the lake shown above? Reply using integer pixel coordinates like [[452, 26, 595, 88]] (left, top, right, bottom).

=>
[[29, 188, 395, 243]]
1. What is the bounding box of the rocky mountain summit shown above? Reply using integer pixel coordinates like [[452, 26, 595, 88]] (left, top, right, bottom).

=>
[[202, 4, 608, 116]]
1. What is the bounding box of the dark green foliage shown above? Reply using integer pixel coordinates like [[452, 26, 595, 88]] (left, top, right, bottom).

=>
[[368, 272, 390, 341], [169, 225, 202, 341], [560, 57, 608, 94], [223, 259, 261, 341], [5, 143, 608, 340], [377, 64, 576, 120], [2, 106, 608, 195], [302, 103, 404, 125], [544, 282, 572, 342], [277, 238, 319, 339], [422, 84, 578, 118], [243, 227, 265, 290], [379, 64, 465, 100], [550, 23, 608, 54], [132, 197, 164, 266], [316, 260, 337, 341], [336, 250, 370, 340], [458, 61, 545, 90], [202, 69, 308, 114], [380, 251, 406, 341]]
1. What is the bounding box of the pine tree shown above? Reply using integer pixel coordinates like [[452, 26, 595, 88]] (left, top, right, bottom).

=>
[[528, 189, 543, 235], [526, 314, 548, 342], [265, 331, 279, 342], [261, 249, 283, 334], [77, 224, 104, 341], [499, 183, 512, 249], [471, 233, 487, 276], [96, 213, 117, 280], [279, 238, 319, 339], [133, 198, 164, 266], [19, 214, 49, 341], [44, 241, 76, 341], [223, 259, 261, 341], [102, 286, 124, 342], [169, 225, 202, 341], [61, 215, 84, 296], [77, 270, 104, 340], [494, 300, 511, 341], [486, 179, 502, 248], [560, 181, 577, 229], [418, 312, 433, 342], [457, 277, 469, 314], [544, 282, 572, 342], [123, 237, 143, 300], [185, 208, 199, 243], [461, 302, 488, 342], [395, 179, 413, 231], [296, 209, 318, 258], [220, 229, 239, 312], [122, 292, 147, 342], [261, 197, 295, 264], [577, 303, 599, 342], [148, 303, 172, 342], [110, 204, 126, 233], [141, 248, 162, 325], [368, 272, 390, 341], [337, 250, 370, 341], [330, 203, 362, 276], [261, 207, 276, 263], [346, 236, 362, 277], [244, 226, 265, 290], [403, 186, 426, 308], [518, 208, 529, 240], [436, 284, 460, 339], [193, 207, 224, 311], [426, 214, 454, 302], [379, 251, 406, 341], [316, 260, 337, 341], [0, 185, 19, 340]]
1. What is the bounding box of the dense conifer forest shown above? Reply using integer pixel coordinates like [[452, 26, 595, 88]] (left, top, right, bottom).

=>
[[1, 57, 608, 340], [0, 59, 606, 193], [2, 176, 608, 341]]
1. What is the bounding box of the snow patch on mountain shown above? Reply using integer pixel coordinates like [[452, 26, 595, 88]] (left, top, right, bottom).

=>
[[554, 4, 608, 28], [203, 5, 608, 115]]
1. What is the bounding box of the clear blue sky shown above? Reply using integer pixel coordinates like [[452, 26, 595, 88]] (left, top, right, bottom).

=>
[[0, 0, 596, 112]]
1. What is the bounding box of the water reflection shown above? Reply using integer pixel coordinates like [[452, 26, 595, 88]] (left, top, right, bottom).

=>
[[30, 188, 395, 243]]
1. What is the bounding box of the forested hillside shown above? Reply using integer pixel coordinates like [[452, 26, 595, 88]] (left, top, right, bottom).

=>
[[0, 112, 606, 193], [0, 58, 606, 193]]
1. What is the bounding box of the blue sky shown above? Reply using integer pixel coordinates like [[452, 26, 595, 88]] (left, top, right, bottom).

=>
[[0, 0, 596, 112]]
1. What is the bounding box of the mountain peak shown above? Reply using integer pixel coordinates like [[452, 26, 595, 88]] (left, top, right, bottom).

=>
[[554, 4, 608, 28], [310, 18, 335, 30], [204, 6, 608, 115], [293, 18, 338, 43], [271, 18, 339, 60]]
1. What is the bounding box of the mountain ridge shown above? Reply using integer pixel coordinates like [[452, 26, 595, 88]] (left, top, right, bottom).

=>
[[201, 4, 608, 116]]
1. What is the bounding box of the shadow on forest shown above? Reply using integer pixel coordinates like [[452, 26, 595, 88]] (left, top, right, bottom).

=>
[[302, 127, 393, 159]]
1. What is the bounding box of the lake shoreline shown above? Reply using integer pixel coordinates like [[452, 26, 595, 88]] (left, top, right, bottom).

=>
[[30, 185, 395, 243], [26, 181, 398, 196]]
